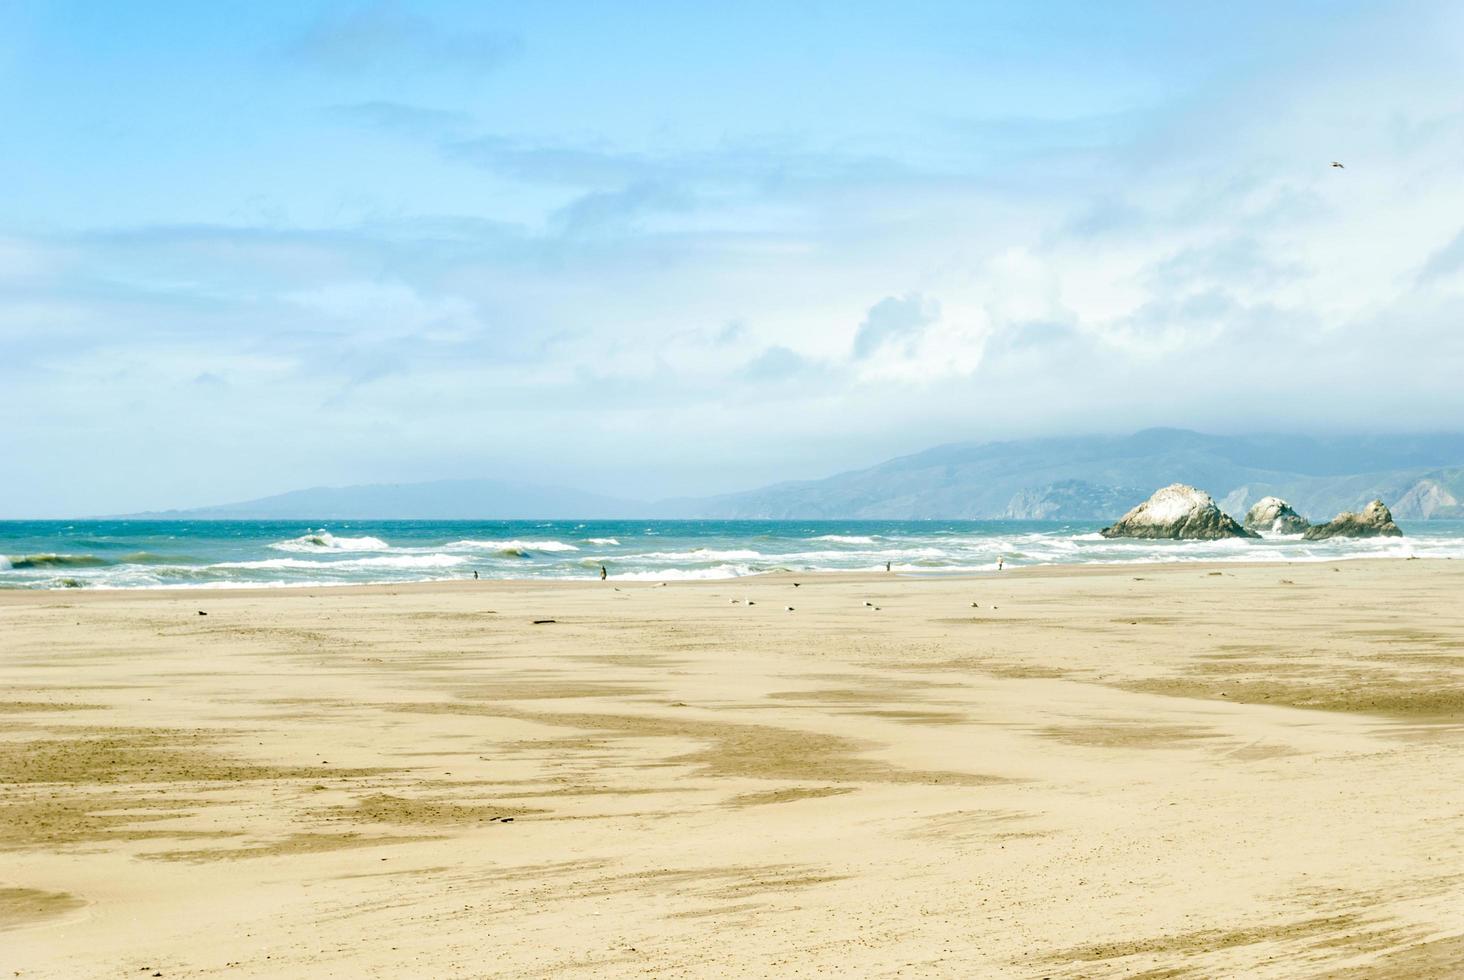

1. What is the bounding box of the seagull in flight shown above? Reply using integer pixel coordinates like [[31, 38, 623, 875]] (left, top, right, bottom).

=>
[[1331, 161, 1345, 169]]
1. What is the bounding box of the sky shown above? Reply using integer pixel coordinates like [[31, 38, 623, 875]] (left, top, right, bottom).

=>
[[5, 0, 1464, 516]]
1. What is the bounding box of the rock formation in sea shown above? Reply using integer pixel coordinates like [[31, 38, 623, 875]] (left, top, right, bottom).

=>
[[1100, 484, 1258, 540], [1243, 496, 1310, 535], [1302, 500, 1403, 540]]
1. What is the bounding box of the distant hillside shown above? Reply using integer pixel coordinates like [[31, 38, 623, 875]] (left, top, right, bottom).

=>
[[671, 428, 1464, 521], [124, 479, 645, 520], [125, 430, 1464, 522]]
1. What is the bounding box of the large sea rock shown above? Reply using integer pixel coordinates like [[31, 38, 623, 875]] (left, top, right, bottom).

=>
[[1302, 500, 1403, 540], [1243, 496, 1310, 535], [1100, 484, 1258, 540]]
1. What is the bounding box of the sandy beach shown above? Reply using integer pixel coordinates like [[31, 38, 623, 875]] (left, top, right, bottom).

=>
[[3, 559, 1463, 978]]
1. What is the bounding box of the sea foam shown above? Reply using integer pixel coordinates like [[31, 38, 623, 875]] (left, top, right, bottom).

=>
[[214, 554, 467, 571], [632, 548, 766, 561], [611, 564, 753, 581], [7, 518, 1464, 592], [269, 531, 391, 553], [447, 539, 581, 555]]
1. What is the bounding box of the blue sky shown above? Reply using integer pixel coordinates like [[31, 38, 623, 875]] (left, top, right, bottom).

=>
[[5, 0, 1464, 515]]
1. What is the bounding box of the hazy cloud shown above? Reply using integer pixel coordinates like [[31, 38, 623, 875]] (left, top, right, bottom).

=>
[[715, 320, 748, 345], [740, 345, 811, 382], [852, 294, 939, 359], [1146, 236, 1308, 292], [9, 1, 1464, 514], [291, 3, 519, 74], [445, 133, 910, 193], [324, 100, 473, 137], [447, 136, 653, 187], [552, 181, 694, 236], [1417, 227, 1464, 284]]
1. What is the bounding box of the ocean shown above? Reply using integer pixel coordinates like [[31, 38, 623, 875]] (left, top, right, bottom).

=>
[[2, 519, 1463, 590]]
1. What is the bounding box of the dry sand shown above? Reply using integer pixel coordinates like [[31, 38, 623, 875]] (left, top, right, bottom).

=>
[[3, 559, 1463, 978]]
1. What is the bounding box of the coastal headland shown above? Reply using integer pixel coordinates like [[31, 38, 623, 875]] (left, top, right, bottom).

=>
[[3, 560, 1463, 977]]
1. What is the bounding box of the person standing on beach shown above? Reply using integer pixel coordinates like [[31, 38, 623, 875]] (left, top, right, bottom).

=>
[[998, 557, 1004, 571], [886, 561, 891, 572], [600, 565, 607, 580], [473, 570, 479, 580]]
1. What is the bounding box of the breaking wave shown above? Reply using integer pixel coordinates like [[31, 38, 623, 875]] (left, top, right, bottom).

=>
[[269, 531, 391, 553], [2, 553, 110, 570], [213, 554, 467, 571], [446, 539, 580, 555], [611, 564, 753, 581], [118, 551, 194, 565], [632, 548, 766, 561], [7, 518, 1464, 590]]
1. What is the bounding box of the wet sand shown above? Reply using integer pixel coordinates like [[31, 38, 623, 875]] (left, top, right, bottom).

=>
[[3, 559, 1463, 977]]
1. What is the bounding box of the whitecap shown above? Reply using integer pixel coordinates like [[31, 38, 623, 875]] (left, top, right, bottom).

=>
[[446, 539, 580, 553], [213, 554, 467, 571], [631, 548, 766, 561], [269, 530, 391, 553], [610, 564, 754, 581]]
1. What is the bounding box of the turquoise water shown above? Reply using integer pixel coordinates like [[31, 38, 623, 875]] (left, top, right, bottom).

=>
[[3, 519, 1463, 590]]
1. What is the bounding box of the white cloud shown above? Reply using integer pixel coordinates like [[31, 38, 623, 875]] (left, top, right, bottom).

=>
[[286, 280, 481, 343], [9, 2, 1464, 513]]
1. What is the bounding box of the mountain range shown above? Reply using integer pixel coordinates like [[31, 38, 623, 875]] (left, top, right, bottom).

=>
[[123, 428, 1464, 522], [124, 479, 642, 521]]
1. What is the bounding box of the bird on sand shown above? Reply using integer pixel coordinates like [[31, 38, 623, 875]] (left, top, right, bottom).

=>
[[1331, 161, 1345, 169]]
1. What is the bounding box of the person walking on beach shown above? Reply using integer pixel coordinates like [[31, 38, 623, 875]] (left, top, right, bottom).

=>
[[473, 570, 479, 580], [885, 561, 891, 572], [997, 557, 1004, 571], [600, 564, 608, 581]]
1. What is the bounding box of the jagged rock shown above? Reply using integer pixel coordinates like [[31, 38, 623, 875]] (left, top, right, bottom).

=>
[[1303, 500, 1403, 540], [1243, 496, 1310, 535], [1100, 484, 1258, 540]]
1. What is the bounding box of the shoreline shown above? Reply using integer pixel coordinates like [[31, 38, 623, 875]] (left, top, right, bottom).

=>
[[0, 553, 1449, 603], [6, 518, 1456, 595]]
